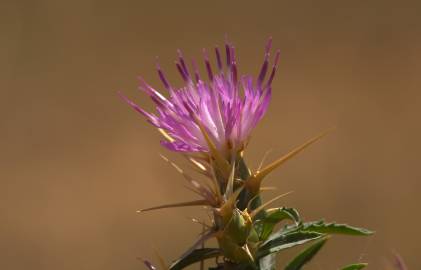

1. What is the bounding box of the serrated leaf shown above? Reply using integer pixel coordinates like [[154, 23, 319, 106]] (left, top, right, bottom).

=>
[[255, 207, 301, 241], [257, 231, 324, 259], [284, 237, 328, 270], [301, 220, 374, 236], [169, 248, 222, 270], [340, 263, 368, 270]]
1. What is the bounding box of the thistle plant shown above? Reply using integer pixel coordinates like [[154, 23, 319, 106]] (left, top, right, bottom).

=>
[[120, 38, 373, 270]]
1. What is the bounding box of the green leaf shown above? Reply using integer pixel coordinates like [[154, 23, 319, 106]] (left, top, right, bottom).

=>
[[237, 156, 252, 180], [257, 231, 324, 259], [169, 248, 221, 270], [259, 254, 277, 270], [255, 207, 301, 241], [284, 237, 328, 270], [340, 263, 368, 270], [300, 220, 374, 236]]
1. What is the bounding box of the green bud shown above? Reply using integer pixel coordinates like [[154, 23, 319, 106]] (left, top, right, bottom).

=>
[[217, 234, 254, 264], [224, 209, 252, 245]]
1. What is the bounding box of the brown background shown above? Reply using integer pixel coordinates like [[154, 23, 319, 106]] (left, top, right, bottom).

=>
[[1, 0, 420, 269]]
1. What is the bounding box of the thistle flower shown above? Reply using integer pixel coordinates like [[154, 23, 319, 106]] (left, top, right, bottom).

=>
[[121, 38, 280, 160], [122, 38, 373, 270]]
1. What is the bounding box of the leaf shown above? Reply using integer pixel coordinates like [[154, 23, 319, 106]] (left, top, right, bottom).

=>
[[340, 263, 368, 270], [284, 237, 328, 270], [259, 254, 277, 270], [300, 220, 374, 236], [169, 248, 222, 270], [255, 207, 301, 241], [257, 231, 324, 259]]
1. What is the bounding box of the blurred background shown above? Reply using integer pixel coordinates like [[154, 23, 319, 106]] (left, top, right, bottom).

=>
[[1, 0, 420, 269]]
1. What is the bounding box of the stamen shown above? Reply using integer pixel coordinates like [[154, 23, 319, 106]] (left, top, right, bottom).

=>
[[177, 49, 190, 79], [230, 46, 236, 63], [230, 46, 238, 85], [203, 48, 214, 81], [156, 59, 170, 90], [266, 49, 281, 87], [257, 57, 269, 88], [176, 61, 188, 82], [265, 36, 273, 55], [257, 38, 273, 88], [191, 59, 200, 82], [225, 36, 231, 68], [215, 46, 223, 71]]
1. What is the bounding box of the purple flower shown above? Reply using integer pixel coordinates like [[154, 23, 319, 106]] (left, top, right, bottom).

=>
[[121, 38, 280, 155]]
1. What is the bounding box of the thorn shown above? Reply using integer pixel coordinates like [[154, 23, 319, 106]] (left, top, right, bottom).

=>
[[153, 247, 169, 270], [139, 200, 211, 212], [249, 191, 293, 219], [257, 149, 273, 171], [193, 114, 231, 177], [260, 186, 278, 191], [224, 163, 236, 199], [247, 127, 335, 193], [158, 128, 175, 142]]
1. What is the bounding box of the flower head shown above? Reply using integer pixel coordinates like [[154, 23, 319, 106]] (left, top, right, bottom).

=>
[[121, 38, 280, 156]]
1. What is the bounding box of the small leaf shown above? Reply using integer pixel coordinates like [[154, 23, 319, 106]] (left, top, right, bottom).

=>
[[301, 220, 374, 236], [284, 237, 328, 270], [257, 231, 324, 259], [169, 248, 222, 270], [255, 207, 301, 241], [340, 263, 368, 270]]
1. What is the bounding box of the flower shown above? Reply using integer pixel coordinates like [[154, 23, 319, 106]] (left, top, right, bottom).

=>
[[121, 38, 280, 157]]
